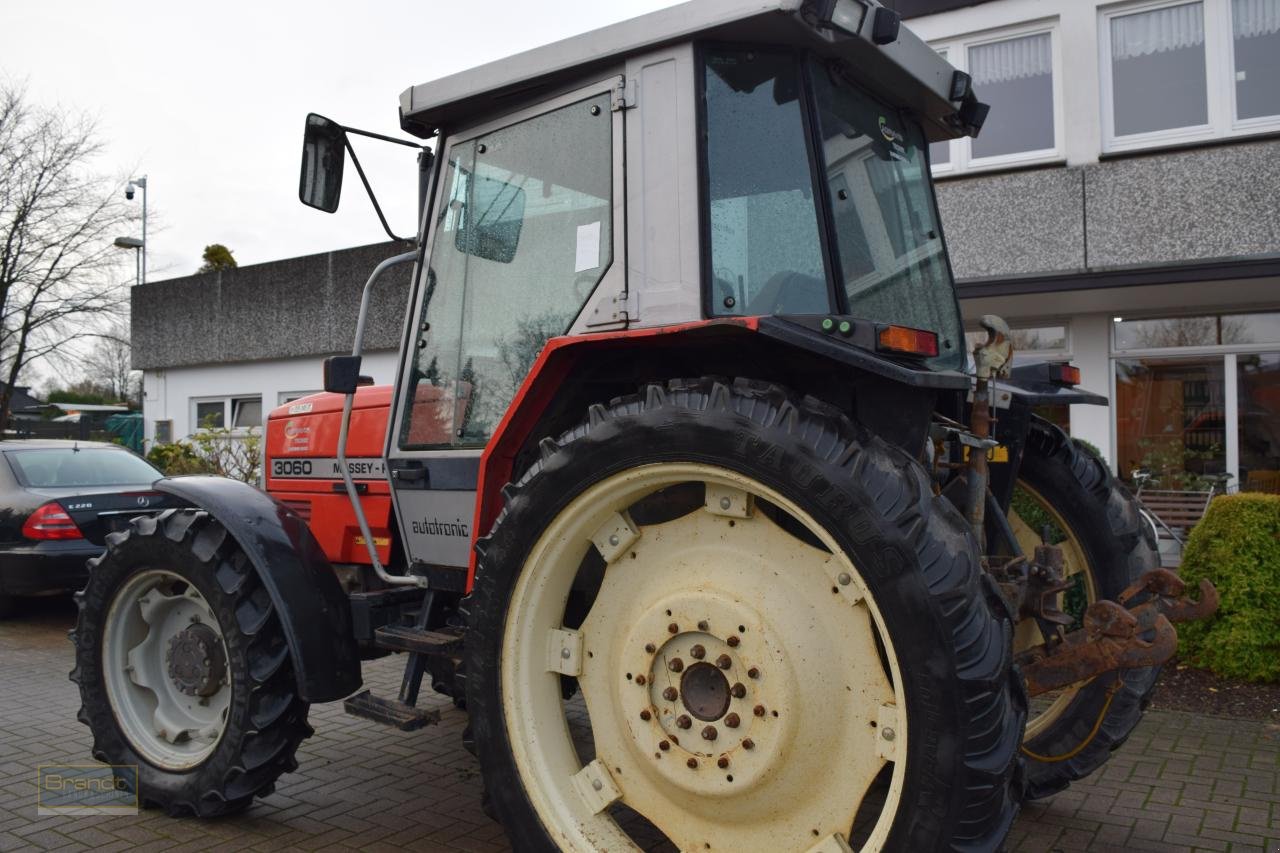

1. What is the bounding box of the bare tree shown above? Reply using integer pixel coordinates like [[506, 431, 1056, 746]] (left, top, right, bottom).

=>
[[0, 82, 137, 426], [81, 317, 139, 405]]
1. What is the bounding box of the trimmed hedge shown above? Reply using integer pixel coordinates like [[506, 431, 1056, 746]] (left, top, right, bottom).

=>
[[1176, 492, 1280, 683]]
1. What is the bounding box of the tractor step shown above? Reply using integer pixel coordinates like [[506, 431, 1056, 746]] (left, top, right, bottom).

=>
[[374, 624, 465, 657], [343, 689, 441, 731]]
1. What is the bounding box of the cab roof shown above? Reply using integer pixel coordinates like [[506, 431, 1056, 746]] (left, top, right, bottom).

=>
[[399, 0, 969, 142]]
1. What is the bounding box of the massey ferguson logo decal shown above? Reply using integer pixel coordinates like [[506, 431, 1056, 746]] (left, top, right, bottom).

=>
[[413, 517, 470, 538]]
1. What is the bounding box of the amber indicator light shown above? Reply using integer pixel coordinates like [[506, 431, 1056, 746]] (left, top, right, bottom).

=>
[[877, 325, 939, 358]]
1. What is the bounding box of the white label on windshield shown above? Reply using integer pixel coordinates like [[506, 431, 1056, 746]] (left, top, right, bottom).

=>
[[574, 221, 601, 272]]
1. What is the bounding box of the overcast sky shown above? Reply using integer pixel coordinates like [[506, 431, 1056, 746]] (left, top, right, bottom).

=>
[[4, 0, 680, 282]]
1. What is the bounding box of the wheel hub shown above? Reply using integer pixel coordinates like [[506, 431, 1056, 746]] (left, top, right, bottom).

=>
[[166, 621, 226, 697], [616, 589, 797, 797], [680, 662, 729, 722]]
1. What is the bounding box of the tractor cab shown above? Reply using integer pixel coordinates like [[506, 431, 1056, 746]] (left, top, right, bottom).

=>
[[301, 0, 993, 585]]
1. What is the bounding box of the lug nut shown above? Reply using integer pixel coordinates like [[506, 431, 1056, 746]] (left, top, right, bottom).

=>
[[677, 715, 692, 729], [837, 572, 852, 586], [748, 667, 760, 679], [742, 738, 755, 750], [690, 644, 706, 659], [731, 682, 746, 698], [687, 758, 698, 769], [724, 713, 740, 729], [716, 654, 732, 670], [701, 726, 718, 741], [635, 674, 646, 686], [645, 643, 656, 654], [640, 710, 651, 721], [668, 623, 679, 634], [882, 727, 896, 742], [753, 704, 766, 717], [663, 687, 678, 701], [669, 658, 684, 673], [717, 756, 730, 769], [727, 635, 740, 648], [659, 740, 670, 751], [698, 620, 710, 631]]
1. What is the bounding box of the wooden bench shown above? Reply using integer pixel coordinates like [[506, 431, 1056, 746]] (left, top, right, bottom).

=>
[[1135, 488, 1215, 545]]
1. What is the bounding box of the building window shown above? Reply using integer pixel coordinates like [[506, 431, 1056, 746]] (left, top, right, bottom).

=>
[[1115, 357, 1229, 486], [931, 23, 1063, 174], [1101, 0, 1280, 153], [192, 396, 263, 432], [1111, 310, 1280, 492], [154, 420, 173, 444], [965, 321, 1070, 361], [231, 397, 262, 429], [194, 400, 225, 429], [1114, 311, 1280, 350], [278, 391, 320, 405]]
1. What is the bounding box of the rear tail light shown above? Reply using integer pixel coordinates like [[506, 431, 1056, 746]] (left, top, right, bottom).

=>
[[1053, 364, 1081, 385], [22, 502, 84, 540], [877, 325, 939, 358]]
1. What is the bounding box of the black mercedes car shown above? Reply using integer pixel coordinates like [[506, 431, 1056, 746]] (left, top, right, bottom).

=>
[[0, 439, 178, 616]]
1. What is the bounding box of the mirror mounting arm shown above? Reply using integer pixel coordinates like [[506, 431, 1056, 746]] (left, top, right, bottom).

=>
[[343, 136, 410, 243]]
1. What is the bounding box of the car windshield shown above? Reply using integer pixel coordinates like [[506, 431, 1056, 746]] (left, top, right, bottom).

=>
[[701, 48, 965, 370], [6, 448, 160, 488]]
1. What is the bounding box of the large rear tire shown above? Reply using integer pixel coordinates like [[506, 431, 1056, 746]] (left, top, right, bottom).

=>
[[1012, 417, 1160, 800], [70, 509, 312, 816], [466, 378, 1024, 852]]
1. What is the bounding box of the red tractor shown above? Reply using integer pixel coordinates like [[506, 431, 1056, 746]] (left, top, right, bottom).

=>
[[72, 2, 1216, 849]]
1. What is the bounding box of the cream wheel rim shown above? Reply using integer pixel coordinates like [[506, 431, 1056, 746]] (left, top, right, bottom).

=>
[[1009, 482, 1098, 740], [500, 463, 907, 852]]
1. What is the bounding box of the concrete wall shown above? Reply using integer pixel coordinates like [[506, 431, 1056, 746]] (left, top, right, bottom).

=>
[[132, 240, 414, 371], [936, 139, 1280, 282]]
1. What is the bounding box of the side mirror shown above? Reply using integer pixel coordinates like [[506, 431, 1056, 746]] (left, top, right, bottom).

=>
[[323, 355, 363, 395], [455, 172, 526, 263], [300, 114, 347, 213]]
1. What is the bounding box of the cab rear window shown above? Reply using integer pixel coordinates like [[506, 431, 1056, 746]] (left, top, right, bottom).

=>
[[5, 448, 161, 488]]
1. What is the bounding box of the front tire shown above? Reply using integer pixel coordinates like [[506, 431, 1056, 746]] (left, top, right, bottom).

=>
[[70, 509, 312, 816], [466, 378, 1024, 852]]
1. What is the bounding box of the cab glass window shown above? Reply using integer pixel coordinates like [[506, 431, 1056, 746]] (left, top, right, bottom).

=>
[[703, 49, 830, 316], [809, 61, 965, 369], [401, 92, 614, 448]]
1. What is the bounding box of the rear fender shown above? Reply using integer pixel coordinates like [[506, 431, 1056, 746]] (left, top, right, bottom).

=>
[[469, 316, 965, 589], [154, 476, 362, 702]]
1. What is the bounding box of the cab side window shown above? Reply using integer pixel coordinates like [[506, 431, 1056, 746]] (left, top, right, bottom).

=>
[[400, 91, 614, 449]]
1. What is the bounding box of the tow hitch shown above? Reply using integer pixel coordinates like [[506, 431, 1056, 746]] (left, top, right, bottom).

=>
[[1018, 567, 1219, 696]]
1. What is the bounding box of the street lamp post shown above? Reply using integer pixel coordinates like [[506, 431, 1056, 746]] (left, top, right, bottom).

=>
[[125, 176, 147, 284], [113, 236, 144, 286]]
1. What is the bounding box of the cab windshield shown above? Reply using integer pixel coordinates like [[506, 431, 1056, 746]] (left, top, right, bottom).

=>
[[702, 48, 964, 370]]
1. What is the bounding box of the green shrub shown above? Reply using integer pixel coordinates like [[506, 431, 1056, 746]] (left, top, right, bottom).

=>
[[1176, 492, 1280, 683], [144, 424, 262, 482], [146, 442, 216, 476]]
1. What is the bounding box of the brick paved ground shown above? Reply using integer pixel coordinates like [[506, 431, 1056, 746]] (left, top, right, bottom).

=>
[[2, 597, 1277, 852]]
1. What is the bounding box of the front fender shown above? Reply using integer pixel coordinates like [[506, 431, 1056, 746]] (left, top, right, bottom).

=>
[[153, 476, 362, 703]]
